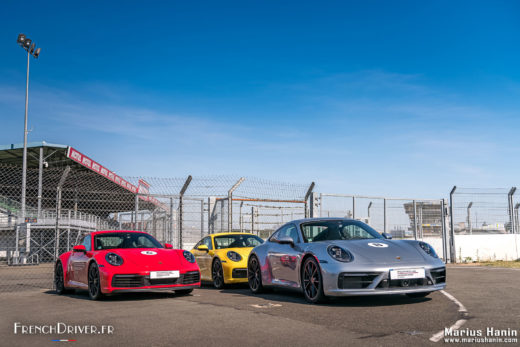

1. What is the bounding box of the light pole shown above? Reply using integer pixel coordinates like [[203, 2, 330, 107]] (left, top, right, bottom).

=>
[[17, 33, 41, 222]]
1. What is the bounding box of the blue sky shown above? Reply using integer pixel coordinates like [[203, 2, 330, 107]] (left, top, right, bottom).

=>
[[1, 0, 519, 198]]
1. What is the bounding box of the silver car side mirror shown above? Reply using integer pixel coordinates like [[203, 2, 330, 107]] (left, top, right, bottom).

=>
[[277, 236, 295, 247]]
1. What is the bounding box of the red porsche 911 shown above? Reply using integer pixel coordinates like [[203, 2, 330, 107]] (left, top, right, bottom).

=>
[[54, 230, 201, 300]]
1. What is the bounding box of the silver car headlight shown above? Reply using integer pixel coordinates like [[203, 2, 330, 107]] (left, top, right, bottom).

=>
[[327, 245, 354, 262], [105, 252, 124, 266], [227, 251, 242, 262], [419, 242, 438, 258]]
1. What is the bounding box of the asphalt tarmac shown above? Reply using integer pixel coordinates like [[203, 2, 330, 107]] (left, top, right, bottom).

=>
[[1, 266, 518, 346]]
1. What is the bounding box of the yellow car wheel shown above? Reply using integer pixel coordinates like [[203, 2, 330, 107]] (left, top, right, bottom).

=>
[[212, 259, 225, 289]]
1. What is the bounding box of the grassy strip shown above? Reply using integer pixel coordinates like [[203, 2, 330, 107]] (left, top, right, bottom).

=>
[[452, 260, 520, 268]]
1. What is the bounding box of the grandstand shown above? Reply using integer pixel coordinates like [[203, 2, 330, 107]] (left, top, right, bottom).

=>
[[0, 142, 170, 264]]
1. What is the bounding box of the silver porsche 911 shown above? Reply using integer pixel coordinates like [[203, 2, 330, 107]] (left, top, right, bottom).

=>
[[247, 218, 446, 303]]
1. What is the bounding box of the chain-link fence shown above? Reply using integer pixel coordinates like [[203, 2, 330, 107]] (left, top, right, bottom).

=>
[[3, 160, 520, 293], [449, 187, 519, 262], [311, 193, 449, 261], [0, 164, 312, 292], [450, 187, 513, 234], [315, 193, 448, 260], [316, 194, 446, 237]]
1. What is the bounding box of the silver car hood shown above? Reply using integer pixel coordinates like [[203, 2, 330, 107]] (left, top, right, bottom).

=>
[[309, 239, 425, 265]]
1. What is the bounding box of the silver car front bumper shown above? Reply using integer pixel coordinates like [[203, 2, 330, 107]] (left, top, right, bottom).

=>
[[320, 262, 446, 297]]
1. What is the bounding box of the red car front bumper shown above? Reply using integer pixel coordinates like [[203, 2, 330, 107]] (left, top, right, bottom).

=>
[[99, 267, 201, 294]]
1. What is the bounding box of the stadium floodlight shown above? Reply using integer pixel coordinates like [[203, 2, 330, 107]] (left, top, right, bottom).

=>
[[17, 33, 41, 222], [17, 33, 26, 45]]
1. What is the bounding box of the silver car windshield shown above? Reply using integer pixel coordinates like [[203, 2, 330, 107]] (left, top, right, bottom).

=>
[[301, 220, 383, 242]]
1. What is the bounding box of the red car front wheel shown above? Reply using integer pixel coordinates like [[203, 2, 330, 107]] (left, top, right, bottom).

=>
[[88, 263, 104, 300]]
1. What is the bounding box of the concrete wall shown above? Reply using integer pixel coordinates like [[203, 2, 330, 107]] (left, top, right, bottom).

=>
[[424, 234, 520, 262]]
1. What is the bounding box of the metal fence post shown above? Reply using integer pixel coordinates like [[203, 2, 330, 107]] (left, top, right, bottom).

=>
[[383, 198, 387, 234], [178, 175, 192, 250], [515, 202, 520, 234], [220, 200, 224, 232], [413, 200, 417, 240], [251, 206, 255, 234], [418, 204, 423, 239], [208, 197, 216, 234], [228, 178, 245, 232], [319, 193, 323, 218], [467, 202, 473, 234], [134, 194, 139, 230], [14, 225, 20, 264], [37, 146, 43, 218], [201, 199, 204, 238], [352, 196, 356, 219], [239, 201, 244, 232], [169, 197, 174, 245], [441, 199, 448, 262], [67, 210, 71, 251], [309, 192, 316, 218], [54, 166, 70, 262], [508, 187, 517, 234], [304, 182, 315, 218], [449, 186, 457, 263]]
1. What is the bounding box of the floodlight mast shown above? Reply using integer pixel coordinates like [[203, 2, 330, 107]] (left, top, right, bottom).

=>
[[17, 33, 41, 222]]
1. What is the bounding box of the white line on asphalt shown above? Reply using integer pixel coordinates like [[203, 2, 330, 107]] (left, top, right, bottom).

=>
[[429, 290, 468, 342], [250, 303, 282, 308]]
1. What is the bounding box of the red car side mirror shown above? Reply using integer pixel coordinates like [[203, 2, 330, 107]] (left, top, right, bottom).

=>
[[73, 245, 87, 253], [164, 243, 173, 249]]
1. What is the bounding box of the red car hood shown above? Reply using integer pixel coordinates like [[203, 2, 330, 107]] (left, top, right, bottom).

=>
[[108, 248, 183, 270]]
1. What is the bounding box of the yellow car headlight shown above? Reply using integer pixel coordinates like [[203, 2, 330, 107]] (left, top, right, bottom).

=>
[[227, 251, 242, 262]]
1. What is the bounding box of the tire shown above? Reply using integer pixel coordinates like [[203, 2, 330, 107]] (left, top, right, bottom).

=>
[[88, 263, 104, 300], [54, 262, 72, 295], [406, 292, 431, 298], [248, 255, 265, 294], [212, 259, 225, 289], [301, 257, 326, 304], [175, 289, 194, 296]]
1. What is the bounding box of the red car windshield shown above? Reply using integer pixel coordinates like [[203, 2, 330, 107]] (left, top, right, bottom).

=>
[[94, 232, 163, 250]]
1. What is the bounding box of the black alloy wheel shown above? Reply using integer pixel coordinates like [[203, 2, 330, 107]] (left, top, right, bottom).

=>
[[248, 256, 264, 293], [212, 259, 225, 289], [54, 262, 69, 294], [301, 257, 326, 304], [88, 263, 103, 300]]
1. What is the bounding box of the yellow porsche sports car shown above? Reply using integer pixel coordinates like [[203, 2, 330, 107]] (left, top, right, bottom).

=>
[[191, 233, 264, 288]]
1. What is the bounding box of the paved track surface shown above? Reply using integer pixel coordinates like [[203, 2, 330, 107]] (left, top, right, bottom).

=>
[[0, 266, 518, 346]]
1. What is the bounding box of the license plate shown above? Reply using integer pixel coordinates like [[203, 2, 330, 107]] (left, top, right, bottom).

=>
[[390, 268, 425, 280], [150, 271, 179, 279]]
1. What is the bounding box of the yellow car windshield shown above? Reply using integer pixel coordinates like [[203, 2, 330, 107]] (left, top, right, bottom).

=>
[[214, 235, 264, 249]]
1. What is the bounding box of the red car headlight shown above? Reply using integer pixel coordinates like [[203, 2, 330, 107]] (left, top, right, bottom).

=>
[[183, 251, 196, 263], [105, 253, 124, 266]]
